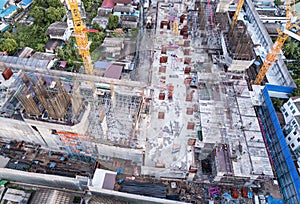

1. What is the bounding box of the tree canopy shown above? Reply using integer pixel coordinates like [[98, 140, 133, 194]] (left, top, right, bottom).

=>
[[283, 38, 300, 96], [0, 38, 18, 54], [108, 14, 119, 30]]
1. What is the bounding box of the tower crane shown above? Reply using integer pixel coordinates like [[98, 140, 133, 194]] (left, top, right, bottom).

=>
[[67, 0, 95, 75], [254, 0, 299, 85]]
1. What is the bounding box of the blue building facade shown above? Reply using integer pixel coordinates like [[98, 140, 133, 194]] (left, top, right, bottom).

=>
[[257, 85, 300, 203]]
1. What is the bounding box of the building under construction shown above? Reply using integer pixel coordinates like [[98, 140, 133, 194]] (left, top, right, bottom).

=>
[[0, 0, 299, 202]]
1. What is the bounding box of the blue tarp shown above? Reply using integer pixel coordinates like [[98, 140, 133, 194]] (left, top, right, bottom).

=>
[[222, 192, 232, 200], [267, 195, 284, 204]]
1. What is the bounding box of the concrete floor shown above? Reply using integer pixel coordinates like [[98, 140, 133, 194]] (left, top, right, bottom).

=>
[[138, 3, 209, 172]]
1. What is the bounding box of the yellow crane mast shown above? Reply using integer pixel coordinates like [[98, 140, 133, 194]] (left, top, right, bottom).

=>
[[232, 0, 245, 28], [67, 0, 93, 75], [254, 0, 292, 85]]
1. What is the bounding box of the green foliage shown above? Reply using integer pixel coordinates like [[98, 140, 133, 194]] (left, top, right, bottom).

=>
[[57, 37, 82, 67], [46, 7, 66, 23], [92, 23, 104, 32], [284, 39, 300, 96], [274, 0, 281, 6], [11, 24, 49, 51], [88, 31, 106, 52], [3, 0, 65, 52], [30, 0, 65, 26], [30, 6, 46, 25], [283, 39, 300, 59], [32, 0, 62, 8], [271, 98, 284, 111], [82, 0, 102, 12], [108, 14, 119, 30], [90, 9, 98, 20], [0, 38, 18, 54], [2, 31, 12, 39], [130, 27, 139, 39]]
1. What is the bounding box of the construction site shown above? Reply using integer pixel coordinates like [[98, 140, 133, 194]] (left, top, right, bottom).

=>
[[0, 0, 300, 203]]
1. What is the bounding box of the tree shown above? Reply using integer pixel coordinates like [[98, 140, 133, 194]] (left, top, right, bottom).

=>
[[32, 0, 47, 7], [88, 32, 106, 52], [271, 98, 284, 111], [92, 23, 104, 32], [30, 6, 46, 25], [0, 38, 18, 54], [3, 31, 12, 39], [36, 43, 45, 52], [284, 39, 300, 59], [46, 7, 66, 24], [48, 0, 62, 8], [108, 14, 119, 30], [274, 0, 281, 6]]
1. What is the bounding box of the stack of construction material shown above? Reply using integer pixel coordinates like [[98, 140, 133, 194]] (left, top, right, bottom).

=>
[[119, 180, 167, 198]]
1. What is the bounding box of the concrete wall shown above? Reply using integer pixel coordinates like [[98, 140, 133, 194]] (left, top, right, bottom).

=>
[[0, 168, 85, 191], [0, 117, 45, 145], [23, 103, 91, 148]]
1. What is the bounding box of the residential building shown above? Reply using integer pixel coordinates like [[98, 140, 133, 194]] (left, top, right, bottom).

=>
[[92, 8, 112, 29], [281, 97, 300, 125], [281, 97, 300, 174], [45, 39, 64, 54], [46, 22, 72, 42]]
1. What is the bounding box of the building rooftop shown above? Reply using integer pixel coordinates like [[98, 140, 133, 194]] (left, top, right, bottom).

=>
[[30, 189, 74, 204], [97, 7, 112, 17], [104, 64, 123, 79], [91, 169, 117, 190], [20, 0, 33, 8], [0, 55, 50, 70], [46, 22, 68, 37], [114, 0, 132, 4], [101, 0, 115, 9], [0, 5, 17, 18], [2, 188, 31, 204], [0, 1, 9, 10], [31, 52, 56, 61], [45, 39, 64, 51]]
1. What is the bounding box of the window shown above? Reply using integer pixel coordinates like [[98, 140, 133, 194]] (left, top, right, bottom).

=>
[[285, 112, 289, 117], [288, 101, 291, 106], [288, 137, 291, 141], [297, 138, 300, 142], [291, 106, 294, 110], [292, 110, 296, 114], [294, 131, 297, 135], [282, 107, 286, 112], [292, 120, 296, 125], [291, 143, 295, 148]]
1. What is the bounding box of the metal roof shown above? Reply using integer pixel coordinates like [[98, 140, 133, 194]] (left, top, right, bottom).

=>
[[104, 64, 123, 79]]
